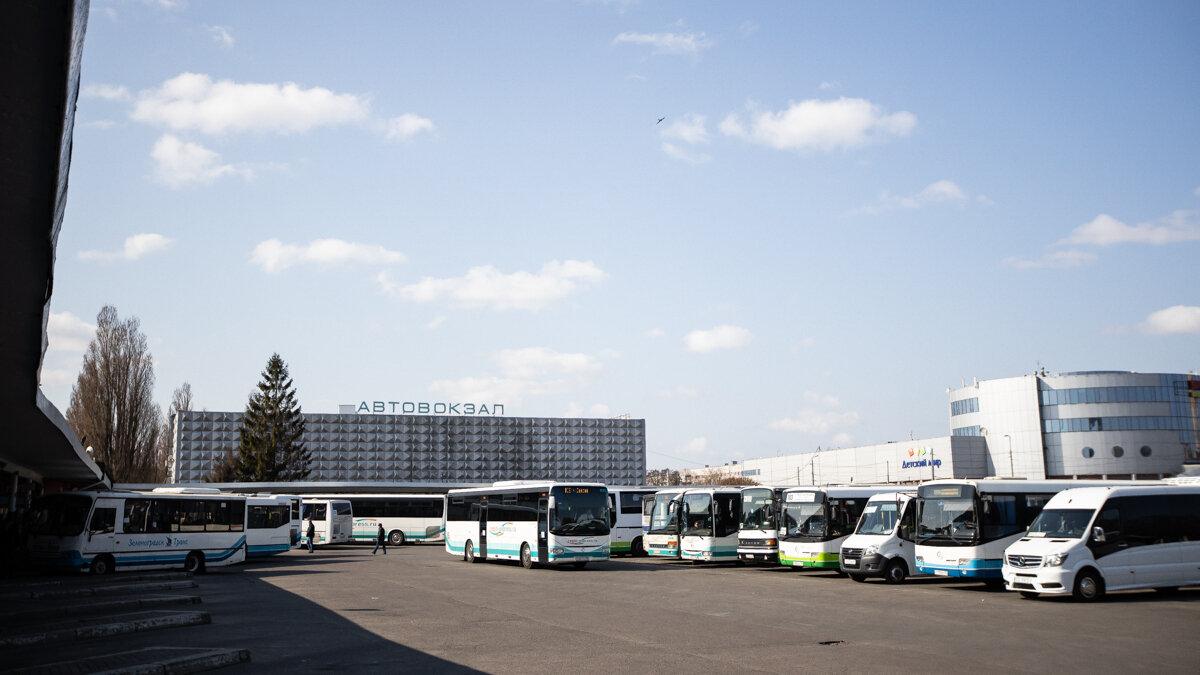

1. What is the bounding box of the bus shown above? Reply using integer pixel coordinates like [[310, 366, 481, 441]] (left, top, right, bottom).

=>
[[28, 488, 247, 575], [678, 487, 742, 563], [336, 494, 445, 545], [302, 498, 353, 545], [914, 478, 1146, 580], [737, 486, 791, 564], [607, 486, 658, 556], [644, 487, 688, 559], [246, 494, 301, 557], [778, 486, 895, 570], [444, 481, 610, 569], [839, 491, 918, 583], [1003, 484, 1200, 601]]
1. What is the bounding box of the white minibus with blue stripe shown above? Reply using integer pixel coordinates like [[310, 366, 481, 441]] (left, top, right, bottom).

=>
[[28, 488, 246, 574], [246, 494, 300, 557]]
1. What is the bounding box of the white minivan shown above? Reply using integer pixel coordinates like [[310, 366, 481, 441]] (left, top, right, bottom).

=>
[[840, 491, 918, 583], [1002, 485, 1200, 601]]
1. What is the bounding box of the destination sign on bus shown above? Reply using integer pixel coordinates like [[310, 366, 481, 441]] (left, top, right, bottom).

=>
[[926, 486, 966, 498], [562, 487, 594, 494], [786, 492, 818, 503]]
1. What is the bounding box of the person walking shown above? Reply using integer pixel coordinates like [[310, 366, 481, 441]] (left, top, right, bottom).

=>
[[306, 518, 316, 553], [373, 523, 387, 555]]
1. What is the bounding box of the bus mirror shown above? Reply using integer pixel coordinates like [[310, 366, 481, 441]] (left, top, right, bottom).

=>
[[1091, 526, 1106, 543], [547, 496, 556, 512]]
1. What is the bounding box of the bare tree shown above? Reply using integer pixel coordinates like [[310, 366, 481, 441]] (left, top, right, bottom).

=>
[[160, 382, 194, 482], [66, 306, 166, 483]]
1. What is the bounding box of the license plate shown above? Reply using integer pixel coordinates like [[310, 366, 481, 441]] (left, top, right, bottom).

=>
[[844, 559, 857, 566], [935, 570, 949, 576], [748, 554, 757, 559]]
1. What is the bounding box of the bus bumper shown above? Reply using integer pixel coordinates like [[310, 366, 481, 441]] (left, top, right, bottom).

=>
[[779, 552, 839, 569], [916, 558, 1003, 579]]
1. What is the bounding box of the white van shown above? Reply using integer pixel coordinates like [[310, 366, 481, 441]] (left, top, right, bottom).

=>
[[1002, 485, 1200, 601], [839, 491, 918, 583]]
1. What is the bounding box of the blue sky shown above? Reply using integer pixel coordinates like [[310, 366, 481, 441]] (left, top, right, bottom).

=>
[[41, 1, 1200, 470]]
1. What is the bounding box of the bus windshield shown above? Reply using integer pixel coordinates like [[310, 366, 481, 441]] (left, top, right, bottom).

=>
[[917, 488, 978, 543], [649, 494, 680, 533], [550, 487, 610, 536], [681, 493, 713, 536], [740, 488, 776, 530], [1026, 508, 1093, 539], [855, 501, 901, 536], [783, 502, 825, 538], [31, 494, 92, 537]]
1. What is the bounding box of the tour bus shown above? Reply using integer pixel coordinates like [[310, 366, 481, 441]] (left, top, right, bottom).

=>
[[1002, 484, 1200, 601], [246, 494, 301, 557], [677, 486, 743, 563], [913, 478, 1144, 580], [444, 481, 610, 569], [644, 487, 688, 559], [329, 494, 445, 545], [301, 498, 353, 545], [28, 488, 247, 574], [607, 486, 658, 556], [778, 486, 895, 569], [839, 491, 918, 583], [737, 486, 792, 563]]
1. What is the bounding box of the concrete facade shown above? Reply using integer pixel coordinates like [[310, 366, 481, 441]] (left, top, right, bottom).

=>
[[169, 410, 646, 485]]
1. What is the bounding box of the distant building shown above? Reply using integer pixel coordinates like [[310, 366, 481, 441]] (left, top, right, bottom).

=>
[[169, 410, 646, 485]]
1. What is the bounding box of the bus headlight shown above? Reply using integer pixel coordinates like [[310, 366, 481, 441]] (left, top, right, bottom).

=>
[[766, 539, 777, 547], [863, 544, 880, 557], [1045, 552, 1068, 567]]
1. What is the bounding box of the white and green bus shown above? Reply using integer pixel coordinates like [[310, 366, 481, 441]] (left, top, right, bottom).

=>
[[778, 486, 895, 570], [28, 488, 247, 575], [301, 498, 353, 545], [607, 486, 658, 556], [677, 487, 742, 563], [644, 487, 688, 559], [444, 481, 610, 569], [332, 494, 445, 546]]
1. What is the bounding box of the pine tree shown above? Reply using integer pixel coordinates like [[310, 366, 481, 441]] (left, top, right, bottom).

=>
[[234, 353, 310, 481]]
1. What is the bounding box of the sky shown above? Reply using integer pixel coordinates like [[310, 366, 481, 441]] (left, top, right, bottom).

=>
[[40, 1, 1200, 471]]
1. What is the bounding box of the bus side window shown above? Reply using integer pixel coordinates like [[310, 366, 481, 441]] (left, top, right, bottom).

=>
[[124, 499, 149, 534], [90, 507, 116, 535]]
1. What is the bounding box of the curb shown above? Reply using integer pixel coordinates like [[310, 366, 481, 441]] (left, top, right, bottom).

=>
[[0, 580, 198, 602], [0, 610, 211, 648], [8, 647, 250, 675], [0, 594, 202, 623]]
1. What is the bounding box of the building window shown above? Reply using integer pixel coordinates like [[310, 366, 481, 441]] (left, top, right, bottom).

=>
[[952, 425, 981, 437], [1082, 447, 1095, 458], [1112, 446, 1124, 458], [951, 398, 980, 416], [1140, 445, 1152, 457]]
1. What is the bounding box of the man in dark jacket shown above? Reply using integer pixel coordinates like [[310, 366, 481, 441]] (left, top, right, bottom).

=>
[[306, 519, 316, 553], [373, 523, 387, 555]]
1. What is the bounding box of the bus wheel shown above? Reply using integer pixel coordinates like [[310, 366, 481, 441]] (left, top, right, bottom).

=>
[[520, 543, 534, 569], [388, 530, 405, 546], [184, 551, 206, 574], [848, 573, 867, 583], [464, 540, 476, 563], [631, 537, 646, 557], [573, 561, 588, 570], [1072, 569, 1104, 602], [884, 559, 908, 584], [90, 554, 114, 576]]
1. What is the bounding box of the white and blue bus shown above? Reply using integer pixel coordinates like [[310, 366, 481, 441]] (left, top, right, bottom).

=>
[[644, 487, 688, 559], [778, 486, 895, 570], [914, 478, 1142, 580], [737, 486, 792, 564], [302, 498, 353, 545], [338, 494, 445, 545], [678, 487, 742, 563], [444, 482, 610, 569], [607, 486, 658, 556], [246, 494, 301, 557], [28, 488, 247, 574]]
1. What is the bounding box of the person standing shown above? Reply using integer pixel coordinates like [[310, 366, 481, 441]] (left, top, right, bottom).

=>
[[306, 518, 315, 553], [373, 523, 387, 555]]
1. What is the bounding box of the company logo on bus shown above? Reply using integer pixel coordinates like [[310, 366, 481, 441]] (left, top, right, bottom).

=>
[[488, 522, 516, 536]]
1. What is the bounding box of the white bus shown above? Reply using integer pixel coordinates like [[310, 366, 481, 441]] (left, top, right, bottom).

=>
[[246, 494, 301, 558], [644, 488, 688, 559], [737, 486, 791, 564], [778, 486, 894, 570], [338, 494, 445, 545], [839, 491, 918, 583], [1003, 484, 1200, 601], [678, 487, 742, 563], [28, 489, 247, 575], [444, 482, 610, 569], [607, 487, 657, 556], [914, 478, 1141, 580], [302, 498, 353, 545]]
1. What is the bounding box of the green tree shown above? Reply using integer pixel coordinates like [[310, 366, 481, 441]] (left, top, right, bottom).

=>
[[234, 353, 310, 481]]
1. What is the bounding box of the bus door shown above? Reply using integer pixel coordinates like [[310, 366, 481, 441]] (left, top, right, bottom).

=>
[[87, 498, 119, 559], [538, 497, 549, 563], [478, 501, 488, 559]]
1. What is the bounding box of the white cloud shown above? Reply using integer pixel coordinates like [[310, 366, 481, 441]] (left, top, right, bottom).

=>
[[430, 347, 606, 408], [494, 347, 601, 379], [379, 259, 606, 311], [819, 81, 841, 91], [768, 409, 861, 434], [424, 315, 447, 330], [685, 325, 753, 353], [1003, 250, 1097, 270], [852, 179, 969, 215], [251, 238, 406, 273], [613, 31, 713, 55], [660, 114, 709, 144], [661, 143, 712, 164], [206, 25, 234, 49], [132, 73, 370, 135], [804, 391, 841, 407], [645, 328, 666, 339], [81, 83, 131, 101], [47, 312, 96, 352], [383, 114, 435, 141], [151, 133, 250, 188], [1139, 305, 1200, 336], [1057, 211, 1200, 247], [720, 97, 916, 152], [78, 233, 173, 262]]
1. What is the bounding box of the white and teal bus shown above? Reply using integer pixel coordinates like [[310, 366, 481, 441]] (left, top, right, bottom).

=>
[[678, 487, 742, 563], [28, 488, 247, 575], [607, 486, 658, 556], [914, 478, 1142, 580], [339, 494, 445, 545], [644, 487, 688, 559], [302, 498, 353, 545], [444, 481, 610, 569], [246, 494, 301, 557], [737, 486, 793, 564], [778, 486, 895, 570]]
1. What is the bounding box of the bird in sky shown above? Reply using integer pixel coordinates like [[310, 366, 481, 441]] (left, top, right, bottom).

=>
[[656, 117, 665, 124]]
